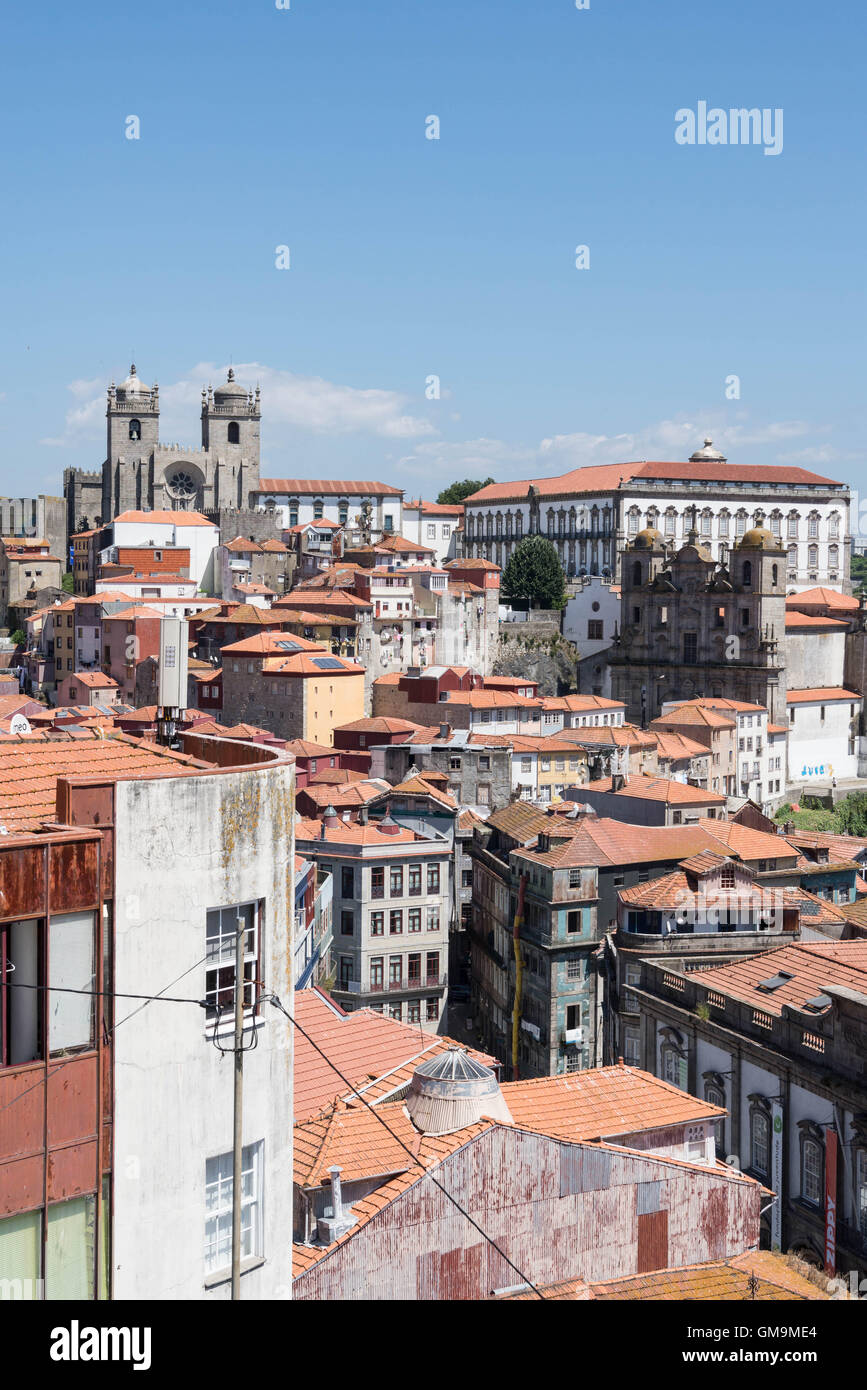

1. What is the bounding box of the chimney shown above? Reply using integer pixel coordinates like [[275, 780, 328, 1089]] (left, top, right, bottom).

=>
[[358, 805, 368, 826], [323, 804, 340, 830], [612, 773, 625, 793], [439, 721, 449, 739], [316, 1164, 357, 1244], [378, 813, 402, 836]]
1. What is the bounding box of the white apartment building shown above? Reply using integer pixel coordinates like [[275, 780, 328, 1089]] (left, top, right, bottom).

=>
[[401, 499, 462, 564], [295, 811, 452, 1032], [110, 509, 221, 591], [253, 479, 403, 544], [462, 441, 850, 594], [661, 698, 787, 811], [787, 689, 862, 785]]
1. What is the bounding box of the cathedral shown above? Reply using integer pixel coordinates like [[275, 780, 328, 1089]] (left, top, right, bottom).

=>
[[64, 365, 262, 536]]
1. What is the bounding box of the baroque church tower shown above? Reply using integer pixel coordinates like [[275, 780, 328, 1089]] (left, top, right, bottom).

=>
[[66, 364, 263, 536]]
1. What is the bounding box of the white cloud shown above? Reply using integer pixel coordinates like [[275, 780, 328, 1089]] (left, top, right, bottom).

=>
[[40, 362, 438, 449]]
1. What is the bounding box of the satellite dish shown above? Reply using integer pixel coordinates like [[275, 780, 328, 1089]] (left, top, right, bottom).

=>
[[9, 715, 31, 736]]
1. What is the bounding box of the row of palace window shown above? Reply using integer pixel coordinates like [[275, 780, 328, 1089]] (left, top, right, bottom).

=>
[[281, 500, 396, 531], [367, 997, 440, 1023], [367, 950, 441, 989], [465, 509, 613, 540], [628, 508, 842, 541], [358, 863, 441, 898], [340, 906, 441, 935]]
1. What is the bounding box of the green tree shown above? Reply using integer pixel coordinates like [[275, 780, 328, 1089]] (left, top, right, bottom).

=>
[[851, 554, 867, 595], [8, 629, 25, 646], [502, 536, 566, 610], [61, 572, 74, 594], [834, 792, 867, 837], [436, 478, 495, 505]]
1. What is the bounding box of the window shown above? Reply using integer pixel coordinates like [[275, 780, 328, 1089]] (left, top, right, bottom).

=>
[[426, 998, 439, 1022], [205, 903, 258, 1022], [227, 421, 240, 444], [857, 1149, 867, 1239], [427, 864, 440, 893], [408, 864, 422, 896], [389, 955, 402, 987], [567, 910, 581, 934], [129, 418, 141, 440], [683, 632, 697, 664], [427, 524, 436, 539], [0, 918, 43, 1066], [339, 502, 349, 526], [704, 1082, 726, 1154], [341, 867, 354, 899], [389, 910, 403, 935], [567, 958, 581, 980], [426, 950, 439, 984], [408, 908, 422, 933], [521, 756, 532, 773], [751, 1109, 769, 1176], [313, 499, 324, 520], [371, 866, 384, 899], [390, 867, 403, 897], [808, 544, 819, 568], [340, 910, 354, 936], [204, 1141, 263, 1276], [370, 957, 384, 990], [338, 955, 353, 988], [407, 999, 421, 1024], [802, 1136, 823, 1205], [426, 906, 440, 933], [720, 865, 735, 888], [406, 952, 422, 986], [587, 620, 603, 640], [370, 911, 384, 937]]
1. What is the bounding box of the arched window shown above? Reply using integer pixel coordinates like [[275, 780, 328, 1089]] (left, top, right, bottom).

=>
[[829, 544, 839, 569], [808, 512, 820, 539], [288, 499, 299, 527], [701, 508, 712, 537], [313, 498, 324, 520], [665, 507, 677, 537], [338, 500, 349, 526], [801, 1134, 823, 1205], [742, 560, 752, 588], [661, 1044, 684, 1089], [547, 510, 555, 538], [829, 513, 840, 540], [787, 543, 798, 569], [129, 419, 141, 441], [808, 544, 819, 568], [718, 510, 730, 538], [735, 510, 747, 536], [627, 507, 640, 536], [771, 564, 778, 586], [631, 561, 642, 587], [227, 421, 240, 444], [704, 1078, 726, 1155], [750, 1106, 770, 1176], [769, 512, 782, 536], [787, 511, 800, 539]]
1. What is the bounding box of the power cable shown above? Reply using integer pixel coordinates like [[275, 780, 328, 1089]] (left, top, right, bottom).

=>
[[267, 991, 545, 1300]]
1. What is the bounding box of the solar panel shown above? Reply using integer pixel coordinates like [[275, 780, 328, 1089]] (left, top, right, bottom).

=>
[[312, 657, 344, 670]]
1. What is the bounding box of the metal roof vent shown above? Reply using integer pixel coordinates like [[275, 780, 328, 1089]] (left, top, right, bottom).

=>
[[405, 1048, 514, 1136]]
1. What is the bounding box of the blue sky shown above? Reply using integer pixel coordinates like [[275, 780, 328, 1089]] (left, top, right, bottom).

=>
[[1, 0, 864, 498]]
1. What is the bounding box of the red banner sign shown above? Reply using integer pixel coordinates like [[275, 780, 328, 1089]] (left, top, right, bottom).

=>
[[824, 1128, 838, 1274]]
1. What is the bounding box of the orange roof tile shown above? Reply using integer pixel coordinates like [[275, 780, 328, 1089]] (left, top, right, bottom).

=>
[[785, 610, 849, 629], [501, 1066, 724, 1143], [583, 773, 725, 804], [787, 688, 861, 703], [698, 939, 867, 1016], [785, 587, 859, 610], [501, 1251, 829, 1301], [260, 478, 403, 495], [113, 509, 216, 527], [465, 460, 843, 506]]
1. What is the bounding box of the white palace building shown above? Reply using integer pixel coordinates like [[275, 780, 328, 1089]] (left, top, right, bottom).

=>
[[462, 440, 851, 595]]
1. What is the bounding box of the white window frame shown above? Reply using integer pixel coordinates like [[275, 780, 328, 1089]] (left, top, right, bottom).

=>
[[204, 1140, 264, 1277]]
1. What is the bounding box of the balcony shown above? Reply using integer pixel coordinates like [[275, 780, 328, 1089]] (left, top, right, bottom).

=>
[[333, 973, 448, 1002]]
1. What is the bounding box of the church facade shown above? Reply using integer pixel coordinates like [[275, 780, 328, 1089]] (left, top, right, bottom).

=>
[[608, 520, 789, 726], [64, 365, 262, 537]]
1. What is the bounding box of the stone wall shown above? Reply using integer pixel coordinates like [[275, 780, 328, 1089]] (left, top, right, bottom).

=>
[[493, 630, 579, 697]]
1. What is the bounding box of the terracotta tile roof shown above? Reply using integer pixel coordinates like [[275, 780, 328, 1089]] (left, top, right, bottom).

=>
[[787, 687, 861, 703], [698, 939, 867, 1016], [62, 672, 118, 689], [260, 652, 364, 677], [446, 690, 541, 710], [785, 610, 849, 629], [651, 707, 736, 730], [234, 582, 276, 596], [295, 809, 422, 841], [458, 808, 487, 832], [558, 724, 658, 750], [0, 734, 209, 834], [785, 587, 859, 610], [221, 630, 324, 655], [291, 989, 496, 1122], [583, 773, 725, 804], [784, 830, 867, 859], [654, 731, 710, 760], [500, 1251, 829, 1301], [284, 739, 335, 757], [306, 767, 368, 785], [225, 536, 263, 552], [260, 478, 403, 496], [444, 557, 500, 570], [113, 509, 215, 527], [404, 499, 465, 515], [673, 697, 766, 714], [501, 1066, 724, 1143], [768, 722, 789, 734], [102, 604, 164, 621], [389, 775, 458, 807], [278, 609, 359, 628], [275, 588, 371, 612], [695, 818, 798, 864], [297, 781, 390, 809], [261, 537, 288, 551], [335, 717, 422, 735], [465, 460, 843, 505], [618, 867, 791, 911], [484, 801, 556, 843], [542, 694, 625, 712]]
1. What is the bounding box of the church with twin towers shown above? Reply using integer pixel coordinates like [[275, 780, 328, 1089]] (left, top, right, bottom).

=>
[[64, 364, 263, 537]]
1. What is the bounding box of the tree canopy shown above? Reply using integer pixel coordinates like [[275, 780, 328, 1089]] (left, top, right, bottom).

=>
[[501, 536, 566, 610], [435, 478, 495, 505]]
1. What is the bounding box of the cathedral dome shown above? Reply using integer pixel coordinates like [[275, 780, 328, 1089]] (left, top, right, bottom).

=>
[[116, 364, 150, 398], [689, 437, 727, 462], [213, 368, 248, 401], [632, 527, 664, 549], [738, 526, 779, 550]]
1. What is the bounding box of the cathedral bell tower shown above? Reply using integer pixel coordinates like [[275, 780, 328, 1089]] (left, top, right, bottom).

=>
[[200, 369, 261, 510]]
